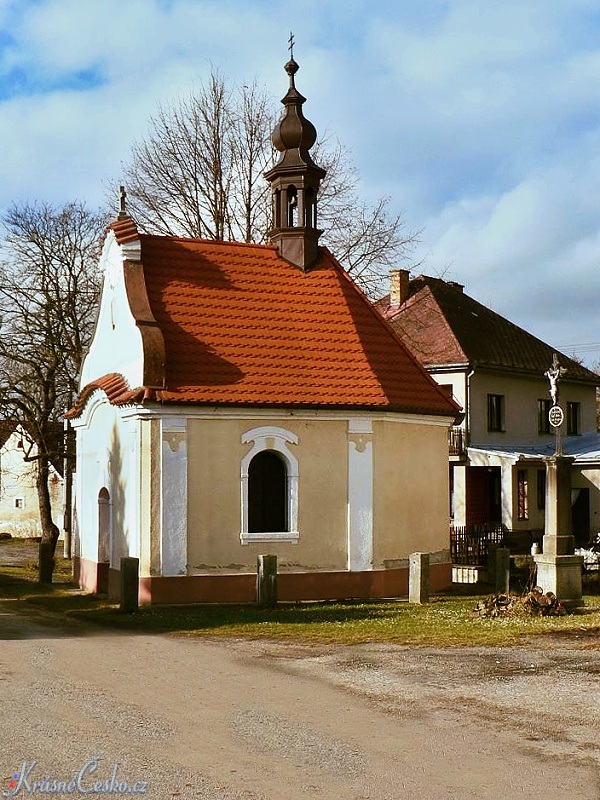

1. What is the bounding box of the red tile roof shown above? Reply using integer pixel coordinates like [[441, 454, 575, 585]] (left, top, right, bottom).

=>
[[65, 374, 149, 419], [380, 276, 600, 383], [70, 226, 460, 419]]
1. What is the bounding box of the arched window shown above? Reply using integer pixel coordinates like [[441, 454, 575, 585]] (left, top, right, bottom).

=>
[[248, 451, 287, 533], [305, 187, 315, 228], [240, 426, 299, 544], [287, 186, 298, 227], [98, 487, 111, 564]]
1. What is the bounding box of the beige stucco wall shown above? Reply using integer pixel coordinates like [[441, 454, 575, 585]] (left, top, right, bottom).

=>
[[373, 419, 450, 563], [185, 413, 452, 573], [187, 417, 349, 571], [470, 372, 596, 446], [74, 404, 454, 578]]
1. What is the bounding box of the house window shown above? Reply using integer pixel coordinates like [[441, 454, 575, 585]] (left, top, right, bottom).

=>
[[537, 469, 546, 510], [240, 426, 299, 545], [248, 451, 287, 533], [14, 497, 24, 509], [517, 470, 528, 520], [567, 402, 580, 435], [538, 399, 551, 434], [487, 394, 505, 432]]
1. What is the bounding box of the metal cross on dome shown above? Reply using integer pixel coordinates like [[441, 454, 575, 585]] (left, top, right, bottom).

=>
[[288, 31, 295, 59]]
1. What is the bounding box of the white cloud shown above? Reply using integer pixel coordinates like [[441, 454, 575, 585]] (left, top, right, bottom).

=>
[[1, 0, 600, 363]]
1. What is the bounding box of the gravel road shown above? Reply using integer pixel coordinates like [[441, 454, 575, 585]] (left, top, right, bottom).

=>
[[1, 593, 599, 800]]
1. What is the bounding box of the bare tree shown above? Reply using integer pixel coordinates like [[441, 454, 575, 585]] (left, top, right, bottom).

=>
[[0, 201, 105, 580], [118, 69, 418, 295], [121, 70, 275, 243]]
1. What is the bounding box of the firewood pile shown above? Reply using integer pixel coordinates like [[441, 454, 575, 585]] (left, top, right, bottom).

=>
[[473, 587, 566, 618]]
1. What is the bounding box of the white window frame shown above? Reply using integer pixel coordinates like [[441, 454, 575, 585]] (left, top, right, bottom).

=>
[[14, 497, 24, 509], [240, 426, 299, 545]]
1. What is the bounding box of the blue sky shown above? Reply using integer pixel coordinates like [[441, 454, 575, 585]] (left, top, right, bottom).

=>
[[1, 0, 600, 365]]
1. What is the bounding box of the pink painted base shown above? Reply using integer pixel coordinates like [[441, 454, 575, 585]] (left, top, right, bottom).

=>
[[73, 557, 451, 605]]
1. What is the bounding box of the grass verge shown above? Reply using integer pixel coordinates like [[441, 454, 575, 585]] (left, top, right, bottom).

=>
[[1, 544, 599, 647]]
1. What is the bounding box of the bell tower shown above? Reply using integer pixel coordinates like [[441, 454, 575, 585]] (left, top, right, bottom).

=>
[[264, 43, 326, 269]]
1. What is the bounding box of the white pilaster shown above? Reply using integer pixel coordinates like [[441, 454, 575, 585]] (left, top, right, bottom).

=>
[[161, 418, 188, 575], [347, 418, 373, 571]]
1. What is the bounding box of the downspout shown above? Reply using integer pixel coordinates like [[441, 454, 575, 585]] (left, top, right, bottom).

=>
[[466, 366, 475, 449]]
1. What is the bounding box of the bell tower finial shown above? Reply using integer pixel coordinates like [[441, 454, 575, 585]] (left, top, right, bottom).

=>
[[264, 43, 326, 270]]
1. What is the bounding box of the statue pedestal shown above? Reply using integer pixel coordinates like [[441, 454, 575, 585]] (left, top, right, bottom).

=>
[[533, 455, 583, 609], [534, 552, 584, 609]]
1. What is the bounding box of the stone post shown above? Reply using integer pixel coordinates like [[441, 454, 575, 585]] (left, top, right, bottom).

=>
[[494, 547, 511, 594], [257, 554, 278, 609], [409, 552, 429, 604], [120, 557, 139, 613]]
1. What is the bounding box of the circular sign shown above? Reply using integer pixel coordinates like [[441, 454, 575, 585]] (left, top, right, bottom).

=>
[[549, 405, 564, 428]]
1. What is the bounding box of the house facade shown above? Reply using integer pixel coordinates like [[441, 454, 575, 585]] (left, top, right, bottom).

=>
[[378, 271, 600, 549], [67, 58, 459, 604], [0, 422, 64, 538]]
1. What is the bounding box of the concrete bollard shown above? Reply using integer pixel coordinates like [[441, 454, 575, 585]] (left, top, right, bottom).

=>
[[409, 552, 430, 604], [120, 557, 139, 613], [494, 547, 511, 594], [257, 554, 278, 609]]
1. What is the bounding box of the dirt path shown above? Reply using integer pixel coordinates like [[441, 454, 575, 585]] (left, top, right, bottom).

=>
[[1, 596, 599, 800]]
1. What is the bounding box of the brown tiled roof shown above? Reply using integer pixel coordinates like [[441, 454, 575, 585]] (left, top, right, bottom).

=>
[[65, 374, 149, 419], [381, 276, 599, 383], [109, 216, 140, 244], [69, 226, 460, 419]]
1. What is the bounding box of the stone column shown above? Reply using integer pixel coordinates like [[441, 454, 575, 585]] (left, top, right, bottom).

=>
[[534, 455, 583, 608]]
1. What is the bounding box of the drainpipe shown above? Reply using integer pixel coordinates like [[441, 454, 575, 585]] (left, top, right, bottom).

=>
[[466, 367, 475, 449]]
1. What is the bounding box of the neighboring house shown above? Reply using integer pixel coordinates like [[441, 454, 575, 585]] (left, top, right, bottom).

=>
[[0, 422, 64, 538], [378, 270, 600, 549], [66, 57, 460, 604]]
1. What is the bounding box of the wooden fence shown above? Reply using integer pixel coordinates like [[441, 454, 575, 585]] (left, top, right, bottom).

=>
[[450, 523, 506, 566]]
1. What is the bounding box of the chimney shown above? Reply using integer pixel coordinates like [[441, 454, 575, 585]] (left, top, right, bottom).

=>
[[448, 281, 464, 292], [389, 269, 410, 307]]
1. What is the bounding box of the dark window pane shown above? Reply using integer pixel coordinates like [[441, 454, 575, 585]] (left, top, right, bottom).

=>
[[248, 451, 288, 533], [487, 394, 504, 432], [538, 399, 551, 434], [567, 402, 580, 435]]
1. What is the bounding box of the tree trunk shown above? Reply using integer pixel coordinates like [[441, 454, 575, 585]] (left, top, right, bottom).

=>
[[37, 459, 60, 583]]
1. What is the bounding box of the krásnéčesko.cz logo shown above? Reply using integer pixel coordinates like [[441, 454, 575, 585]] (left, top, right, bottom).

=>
[[3, 757, 148, 796]]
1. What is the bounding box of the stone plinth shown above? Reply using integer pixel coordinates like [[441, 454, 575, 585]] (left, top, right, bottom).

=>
[[534, 454, 583, 608], [534, 553, 584, 609]]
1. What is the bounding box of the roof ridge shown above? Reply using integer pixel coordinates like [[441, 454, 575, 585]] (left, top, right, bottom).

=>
[[417, 277, 599, 382], [139, 233, 277, 251]]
